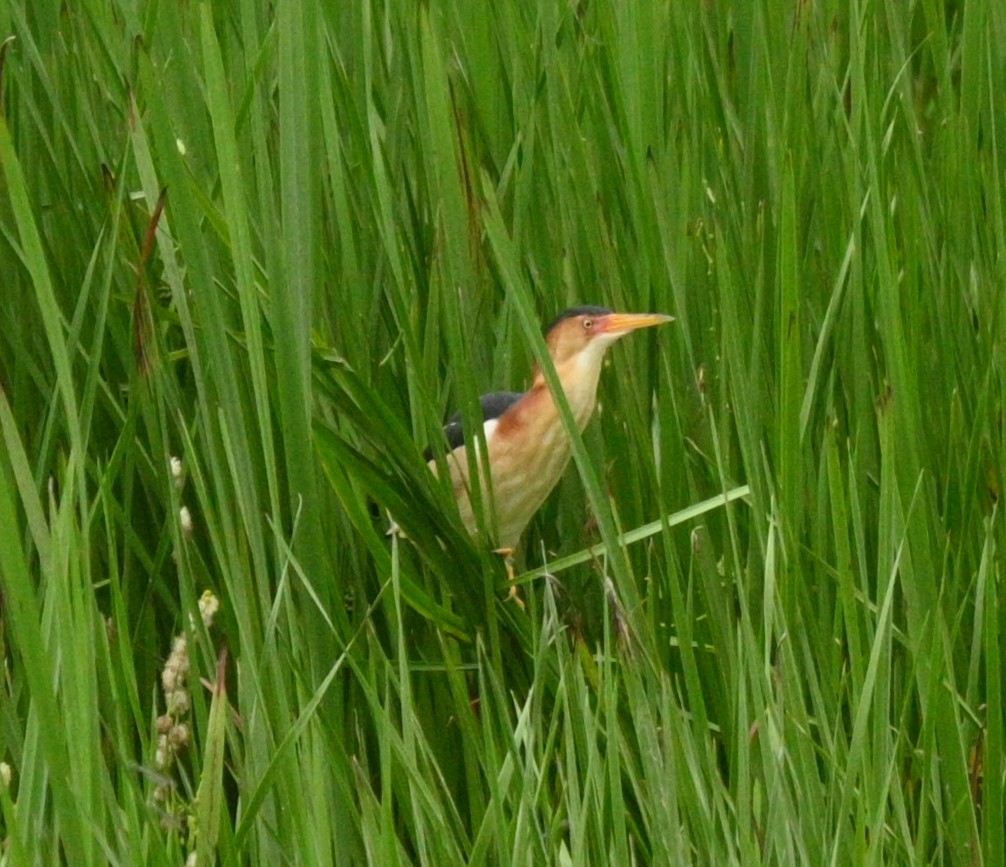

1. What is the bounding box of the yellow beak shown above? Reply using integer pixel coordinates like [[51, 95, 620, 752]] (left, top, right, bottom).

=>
[[599, 312, 675, 333]]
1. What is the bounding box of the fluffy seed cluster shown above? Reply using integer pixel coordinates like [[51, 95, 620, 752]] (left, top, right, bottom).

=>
[[153, 589, 220, 810], [172, 456, 193, 545], [154, 456, 224, 867], [155, 633, 192, 773], [156, 457, 223, 833], [196, 589, 219, 629]]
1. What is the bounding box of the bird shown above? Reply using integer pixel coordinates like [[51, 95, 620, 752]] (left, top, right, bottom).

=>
[[424, 305, 673, 594]]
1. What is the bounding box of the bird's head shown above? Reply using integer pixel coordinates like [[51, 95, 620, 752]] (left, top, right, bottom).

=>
[[543, 306, 674, 368]]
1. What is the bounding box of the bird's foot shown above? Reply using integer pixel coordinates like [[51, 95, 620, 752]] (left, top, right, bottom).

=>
[[493, 547, 525, 609]]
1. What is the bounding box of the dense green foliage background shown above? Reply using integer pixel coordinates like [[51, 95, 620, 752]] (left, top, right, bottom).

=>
[[0, 0, 1003, 863]]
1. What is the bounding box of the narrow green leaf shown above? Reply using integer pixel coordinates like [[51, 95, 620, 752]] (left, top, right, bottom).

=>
[[195, 650, 229, 866]]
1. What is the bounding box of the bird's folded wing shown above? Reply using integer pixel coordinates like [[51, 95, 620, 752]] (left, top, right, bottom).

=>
[[424, 390, 525, 460]]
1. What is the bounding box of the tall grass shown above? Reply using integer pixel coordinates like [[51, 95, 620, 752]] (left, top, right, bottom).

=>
[[0, 1, 1002, 863]]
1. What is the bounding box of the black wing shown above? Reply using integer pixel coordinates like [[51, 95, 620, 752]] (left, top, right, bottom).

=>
[[424, 391, 524, 461]]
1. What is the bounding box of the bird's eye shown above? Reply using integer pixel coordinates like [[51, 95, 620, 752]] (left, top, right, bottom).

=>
[[583, 319, 594, 330]]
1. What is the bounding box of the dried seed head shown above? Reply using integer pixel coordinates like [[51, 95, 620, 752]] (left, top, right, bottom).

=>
[[198, 590, 220, 628], [170, 456, 184, 489], [168, 723, 190, 750], [179, 506, 193, 538], [155, 735, 171, 769]]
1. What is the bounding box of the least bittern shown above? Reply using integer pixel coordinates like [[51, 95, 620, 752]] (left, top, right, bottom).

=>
[[425, 306, 673, 586]]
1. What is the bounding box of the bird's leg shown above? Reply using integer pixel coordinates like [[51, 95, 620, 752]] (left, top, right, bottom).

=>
[[493, 547, 525, 609]]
